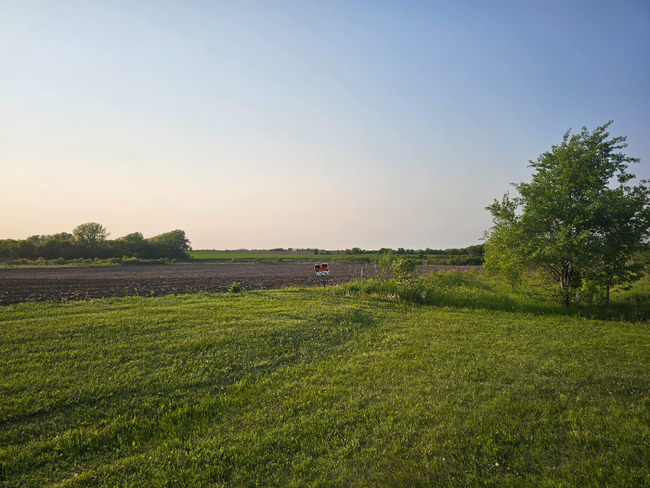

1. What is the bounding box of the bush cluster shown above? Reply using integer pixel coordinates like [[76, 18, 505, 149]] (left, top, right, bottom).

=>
[[229, 282, 244, 293], [0, 225, 191, 262], [1, 256, 178, 267]]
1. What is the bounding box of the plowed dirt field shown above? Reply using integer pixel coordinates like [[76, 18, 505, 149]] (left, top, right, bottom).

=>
[[0, 264, 478, 305]]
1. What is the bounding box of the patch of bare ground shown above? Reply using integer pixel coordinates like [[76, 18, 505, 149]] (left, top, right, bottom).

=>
[[0, 264, 480, 305]]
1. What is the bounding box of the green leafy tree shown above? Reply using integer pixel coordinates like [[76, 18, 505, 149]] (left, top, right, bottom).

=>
[[149, 230, 191, 259], [0, 240, 18, 259], [73, 222, 109, 257], [16, 239, 38, 260], [36, 233, 75, 260], [483, 195, 527, 291], [582, 184, 650, 304], [115, 232, 149, 258], [484, 122, 650, 306]]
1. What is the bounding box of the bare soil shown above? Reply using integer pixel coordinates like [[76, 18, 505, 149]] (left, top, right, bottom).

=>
[[0, 264, 479, 305]]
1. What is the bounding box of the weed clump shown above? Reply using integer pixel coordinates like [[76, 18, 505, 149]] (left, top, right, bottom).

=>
[[229, 282, 244, 293]]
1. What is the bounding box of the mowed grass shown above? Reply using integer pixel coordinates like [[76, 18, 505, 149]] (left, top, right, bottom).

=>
[[1, 289, 649, 487]]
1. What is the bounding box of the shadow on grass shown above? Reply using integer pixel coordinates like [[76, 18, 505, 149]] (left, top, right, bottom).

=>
[[339, 271, 650, 323]]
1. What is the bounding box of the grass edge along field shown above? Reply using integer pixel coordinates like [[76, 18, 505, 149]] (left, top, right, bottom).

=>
[[1, 247, 484, 268], [188, 246, 484, 266], [1, 276, 649, 486]]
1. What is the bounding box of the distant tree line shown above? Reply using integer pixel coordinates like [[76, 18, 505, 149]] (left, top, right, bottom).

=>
[[310, 245, 484, 265], [0, 223, 191, 261], [376, 245, 484, 257], [309, 245, 484, 256]]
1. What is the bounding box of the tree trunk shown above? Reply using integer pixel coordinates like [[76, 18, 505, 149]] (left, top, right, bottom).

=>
[[559, 260, 573, 307]]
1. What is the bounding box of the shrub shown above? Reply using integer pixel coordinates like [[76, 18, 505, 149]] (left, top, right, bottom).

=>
[[346, 281, 362, 293], [229, 282, 244, 293], [392, 256, 418, 281], [377, 250, 394, 280]]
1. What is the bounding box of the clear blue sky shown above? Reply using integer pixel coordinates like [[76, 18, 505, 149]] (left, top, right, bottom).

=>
[[1, 0, 649, 249]]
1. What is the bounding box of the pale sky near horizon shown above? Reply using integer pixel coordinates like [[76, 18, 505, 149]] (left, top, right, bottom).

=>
[[1, 1, 649, 250]]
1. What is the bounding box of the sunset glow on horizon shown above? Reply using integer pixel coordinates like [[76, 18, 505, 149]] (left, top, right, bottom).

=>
[[2, 1, 649, 249]]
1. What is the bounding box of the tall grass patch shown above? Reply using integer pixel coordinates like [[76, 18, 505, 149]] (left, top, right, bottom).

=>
[[344, 269, 650, 322]]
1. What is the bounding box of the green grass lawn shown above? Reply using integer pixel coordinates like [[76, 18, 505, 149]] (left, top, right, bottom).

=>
[[1, 287, 649, 486]]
